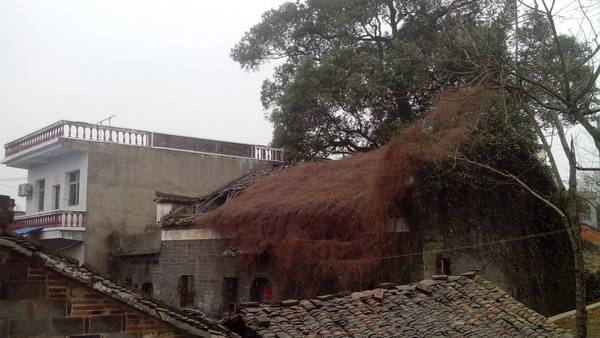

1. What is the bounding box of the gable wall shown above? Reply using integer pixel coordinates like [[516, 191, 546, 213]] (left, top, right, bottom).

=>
[[117, 238, 229, 319], [0, 248, 189, 338]]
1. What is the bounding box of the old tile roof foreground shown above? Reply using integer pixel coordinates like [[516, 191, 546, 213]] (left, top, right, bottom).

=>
[[226, 272, 571, 338], [0, 226, 235, 338]]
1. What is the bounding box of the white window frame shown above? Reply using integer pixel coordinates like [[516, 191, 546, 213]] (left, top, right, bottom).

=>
[[68, 170, 80, 206]]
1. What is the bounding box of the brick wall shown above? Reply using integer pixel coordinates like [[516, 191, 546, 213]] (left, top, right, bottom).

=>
[[115, 239, 279, 320], [116, 239, 228, 318], [0, 249, 190, 338]]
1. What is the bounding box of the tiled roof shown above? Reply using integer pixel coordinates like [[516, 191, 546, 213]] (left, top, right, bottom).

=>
[[154, 191, 198, 204], [0, 226, 235, 338], [160, 164, 296, 227], [193, 163, 296, 213], [226, 273, 571, 338]]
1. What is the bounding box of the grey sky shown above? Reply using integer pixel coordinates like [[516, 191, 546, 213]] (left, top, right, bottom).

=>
[[0, 0, 288, 208], [1, 0, 597, 209]]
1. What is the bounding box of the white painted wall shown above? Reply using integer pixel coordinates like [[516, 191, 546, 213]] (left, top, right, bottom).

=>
[[25, 151, 89, 213]]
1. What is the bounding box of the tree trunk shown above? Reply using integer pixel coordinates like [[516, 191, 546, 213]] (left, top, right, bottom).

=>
[[565, 193, 587, 338]]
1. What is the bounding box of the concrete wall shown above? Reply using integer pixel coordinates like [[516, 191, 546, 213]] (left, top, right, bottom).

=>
[[60, 138, 277, 274], [152, 133, 254, 158], [0, 248, 190, 338]]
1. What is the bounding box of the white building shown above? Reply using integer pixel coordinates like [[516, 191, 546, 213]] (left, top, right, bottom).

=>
[[2, 120, 283, 273], [579, 191, 599, 228]]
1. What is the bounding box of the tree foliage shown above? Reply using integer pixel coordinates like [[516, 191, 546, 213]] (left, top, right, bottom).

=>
[[444, 1, 600, 336], [407, 93, 575, 315], [232, 0, 492, 160], [233, 1, 599, 334]]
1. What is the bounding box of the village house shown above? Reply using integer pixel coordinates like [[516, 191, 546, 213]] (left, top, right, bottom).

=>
[[1, 120, 283, 274], [1, 197, 571, 337], [114, 89, 575, 319], [113, 167, 292, 318], [0, 206, 236, 338]]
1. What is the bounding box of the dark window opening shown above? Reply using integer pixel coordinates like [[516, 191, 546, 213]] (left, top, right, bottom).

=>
[[250, 278, 272, 303], [436, 256, 451, 275], [141, 282, 153, 296], [223, 277, 239, 313], [179, 275, 195, 308]]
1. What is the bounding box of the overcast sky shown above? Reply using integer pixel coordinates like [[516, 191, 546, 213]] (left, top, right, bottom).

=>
[[0, 0, 288, 209], [1, 1, 597, 210]]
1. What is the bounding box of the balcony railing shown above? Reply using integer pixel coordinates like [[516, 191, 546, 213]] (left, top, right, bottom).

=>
[[4, 120, 150, 157], [4, 120, 283, 162], [253, 145, 283, 162], [11, 210, 86, 231]]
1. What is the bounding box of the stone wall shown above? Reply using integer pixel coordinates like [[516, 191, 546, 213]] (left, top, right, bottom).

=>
[[116, 239, 228, 318], [420, 231, 509, 293], [0, 249, 189, 338], [115, 238, 279, 320]]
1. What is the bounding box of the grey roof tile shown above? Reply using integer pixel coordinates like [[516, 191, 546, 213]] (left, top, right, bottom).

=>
[[225, 274, 568, 338], [0, 227, 234, 338]]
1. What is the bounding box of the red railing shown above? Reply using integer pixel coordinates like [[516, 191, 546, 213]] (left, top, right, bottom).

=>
[[10, 210, 86, 230], [4, 120, 149, 157]]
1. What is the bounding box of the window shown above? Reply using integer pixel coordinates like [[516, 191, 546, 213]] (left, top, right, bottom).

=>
[[53, 185, 60, 210], [250, 278, 272, 303], [436, 256, 451, 275], [36, 179, 45, 211], [580, 206, 591, 222], [223, 277, 239, 313], [68, 171, 80, 206], [141, 282, 153, 296], [179, 275, 195, 308]]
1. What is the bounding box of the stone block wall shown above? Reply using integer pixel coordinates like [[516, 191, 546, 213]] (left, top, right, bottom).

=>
[[420, 239, 509, 293], [115, 238, 280, 320], [116, 239, 228, 318], [0, 249, 189, 338]]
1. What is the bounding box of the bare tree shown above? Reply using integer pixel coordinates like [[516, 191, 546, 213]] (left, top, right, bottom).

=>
[[447, 1, 600, 336]]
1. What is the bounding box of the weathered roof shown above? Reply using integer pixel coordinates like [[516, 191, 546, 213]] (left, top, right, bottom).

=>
[[0, 225, 235, 338], [160, 164, 296, 227], [193, 163, 296, 213], [154, 191, 198, 204], [226, 273, 570, 338], [177, 88, 500, 299]]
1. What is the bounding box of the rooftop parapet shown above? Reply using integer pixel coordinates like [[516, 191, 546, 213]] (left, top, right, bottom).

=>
[[3, 120, 283, 161]]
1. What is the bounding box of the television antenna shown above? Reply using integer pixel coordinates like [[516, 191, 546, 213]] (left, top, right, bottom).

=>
[[98, 115, 116, 126]]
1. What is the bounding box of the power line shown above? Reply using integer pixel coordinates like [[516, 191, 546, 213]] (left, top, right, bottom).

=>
[[320, 226, 576, 264], [153, 225, 577, 264]]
